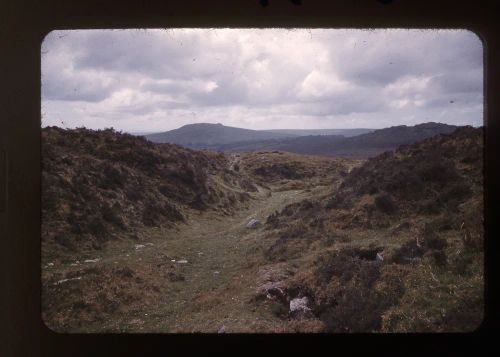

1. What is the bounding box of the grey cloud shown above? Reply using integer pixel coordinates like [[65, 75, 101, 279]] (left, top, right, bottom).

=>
[[42, 72, 115, 103], [429, 69, 483, 94], [41, 29, 484, 131], [73, 30, 196, 79], [296, 90, 387, 117], [330, 30, 483, 88]]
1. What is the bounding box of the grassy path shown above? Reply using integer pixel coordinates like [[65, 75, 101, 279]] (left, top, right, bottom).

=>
[[71, 186, 313, 332]]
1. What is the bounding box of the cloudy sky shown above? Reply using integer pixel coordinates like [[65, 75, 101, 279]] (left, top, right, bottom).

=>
[[41, 29, 483, 132]]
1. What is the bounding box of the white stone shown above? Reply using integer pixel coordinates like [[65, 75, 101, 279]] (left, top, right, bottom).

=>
[[177, 259, 188, 264], [246, 218, 261, 229], [54, 277, 81, 286], [84, 258, 100, 263], [290, 297, 311, 313], [376, 252, 384, 262], [135, 244, 146, 250]]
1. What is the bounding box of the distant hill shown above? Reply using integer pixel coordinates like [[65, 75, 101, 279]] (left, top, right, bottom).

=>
[[144, 123, 297, 147], [263, 128, 374, 137], [144, 122, 461, 158], [222, 122, 460, 158]]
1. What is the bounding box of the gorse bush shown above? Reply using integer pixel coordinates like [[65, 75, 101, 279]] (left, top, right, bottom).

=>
[[375, 193, 396, 214], [417, 158, 458, 184], [311, 250, 405, 332], [101, 203, 125, 229]]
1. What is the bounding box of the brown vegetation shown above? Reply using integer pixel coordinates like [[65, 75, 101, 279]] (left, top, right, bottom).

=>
[[41, 126, 483, 333], [260, 127, 484, 332], [42, 127, 253, 259]]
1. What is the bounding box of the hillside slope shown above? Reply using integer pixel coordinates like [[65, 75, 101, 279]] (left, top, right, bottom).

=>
[[261, 126, 483, 332], [42, 127, 255, 259]]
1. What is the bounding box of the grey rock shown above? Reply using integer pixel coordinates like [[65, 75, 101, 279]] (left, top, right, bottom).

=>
[[376, 252, 384, 262], [54, 276, 82, 286], [290, 296, 313, 319], [290, 296, 311, 313], [246, 218, 261, 229]]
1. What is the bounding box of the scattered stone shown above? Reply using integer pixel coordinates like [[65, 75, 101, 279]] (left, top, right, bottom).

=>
[[213, 271, 220, 275], [135, 244, 145, 250], [246, 218, 261, 229], [218, 325, 226, 334], [129, 318, 144, 325], [289, 296, 312, 319], [53, 276, 82, 286], [84, 258, 100, 263], [376, 252, 384, 262], [47, 262, 54, 267]]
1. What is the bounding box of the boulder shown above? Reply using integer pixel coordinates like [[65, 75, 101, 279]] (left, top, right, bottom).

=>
[[290, 296, 310, 312], [289, 296, 313, 319], [246, 218, 261, 229]]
